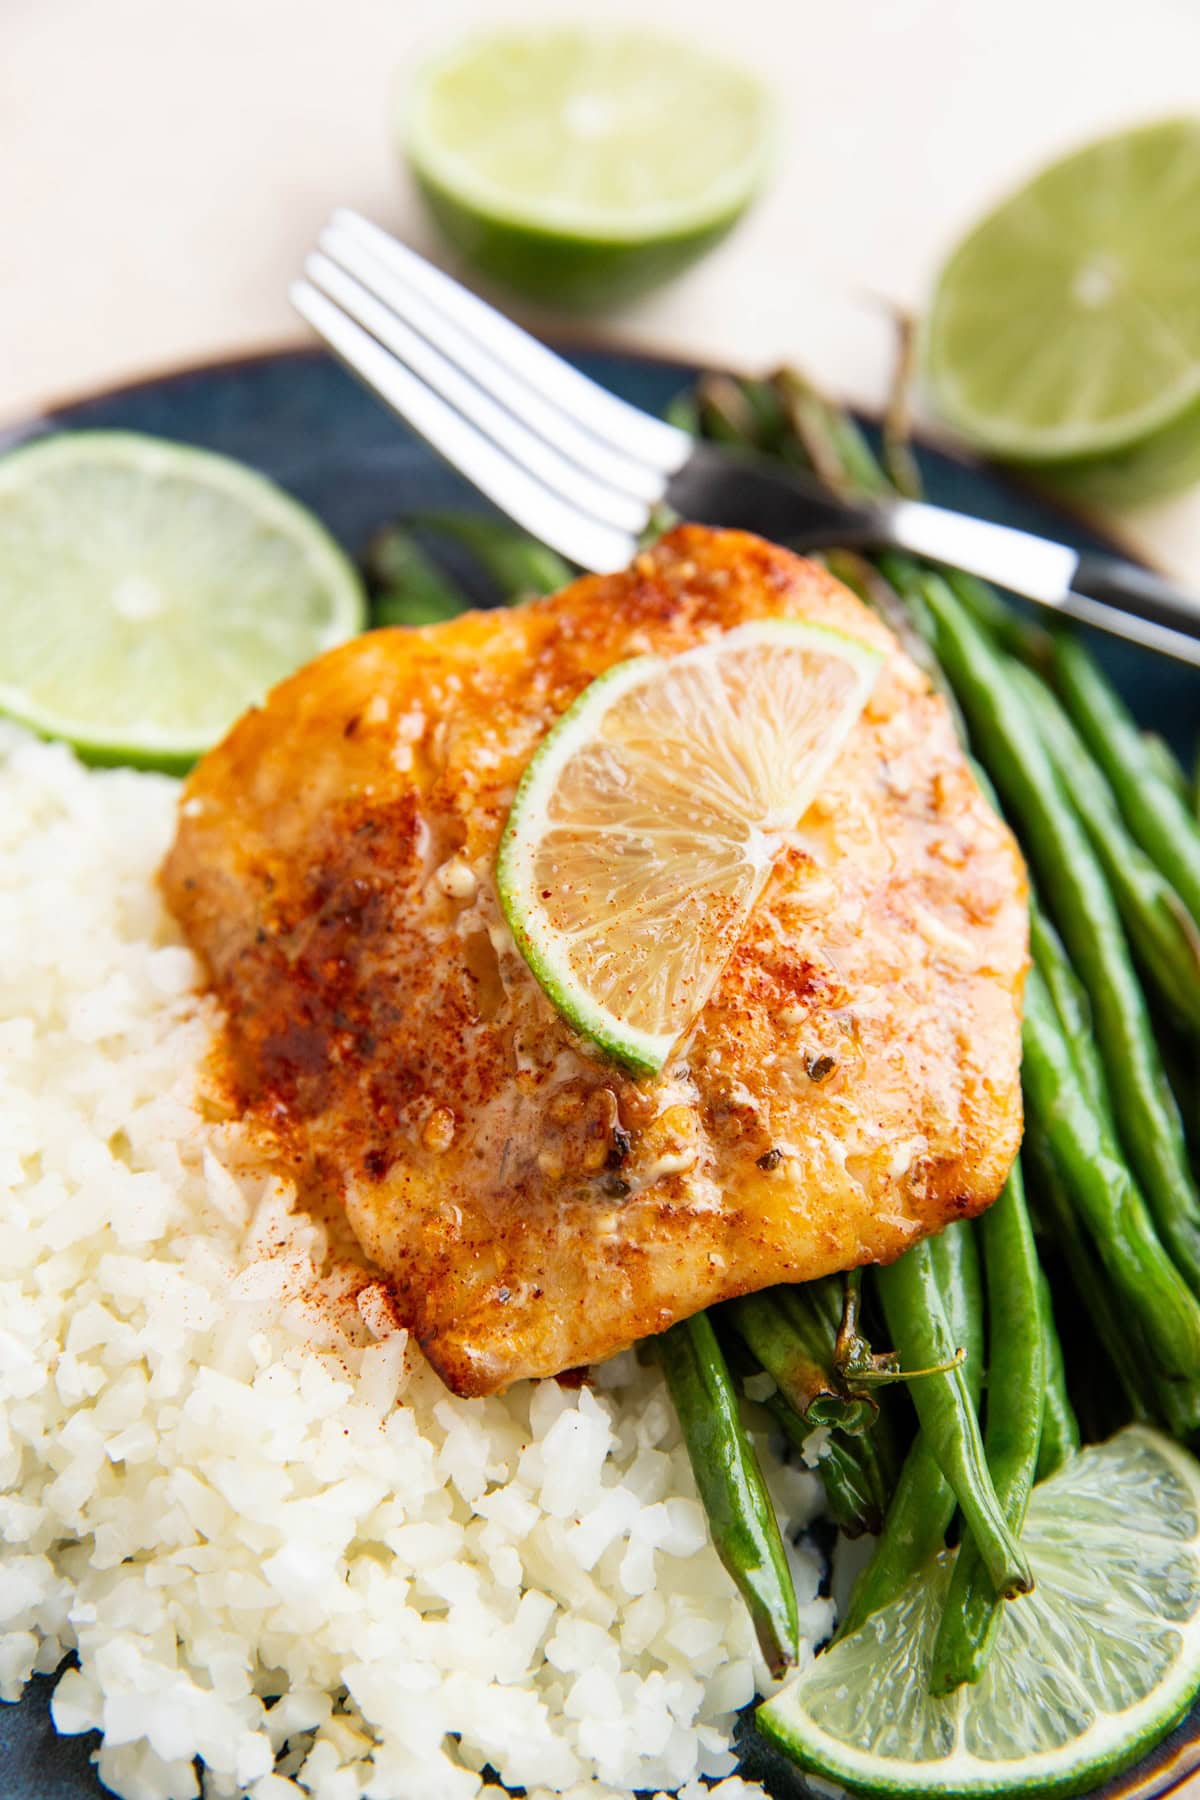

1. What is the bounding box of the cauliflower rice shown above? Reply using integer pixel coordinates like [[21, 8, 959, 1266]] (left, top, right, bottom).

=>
[[0, 726, 832, 1800]]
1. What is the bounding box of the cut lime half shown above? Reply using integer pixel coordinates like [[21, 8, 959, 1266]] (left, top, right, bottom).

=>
[[496, 620, 882, 1076], [0, 431, 364, 768], [402, 27, 773, 307], [758, 1426, 1200, 1799], [925, 119, 1200, 468]]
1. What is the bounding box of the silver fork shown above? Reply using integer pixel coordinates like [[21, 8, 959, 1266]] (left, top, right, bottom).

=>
[[291, 210, 1200, 668]]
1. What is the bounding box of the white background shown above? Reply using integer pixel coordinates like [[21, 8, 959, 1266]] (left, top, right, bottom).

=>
[[4, 0, 1200, 574]]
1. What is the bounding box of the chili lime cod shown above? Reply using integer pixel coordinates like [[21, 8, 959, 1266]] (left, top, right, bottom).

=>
[[162, 526, 1028, 1395]]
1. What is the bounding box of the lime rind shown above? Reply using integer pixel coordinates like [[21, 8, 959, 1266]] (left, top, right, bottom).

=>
[[402, 25, 773, 243], [496, 619, 883, 1076], [757, 1426, 1200, 1799], [498, 652, 673, 1076], [0, 431, 365, 766], [925, 118, 1200, 463]]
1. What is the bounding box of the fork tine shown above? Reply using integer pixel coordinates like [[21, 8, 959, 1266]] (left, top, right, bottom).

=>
[[305, 250, 652, 538], [331, 210, 692, 478], [290, 279, 638, 574], [320, 219, 670, 508]]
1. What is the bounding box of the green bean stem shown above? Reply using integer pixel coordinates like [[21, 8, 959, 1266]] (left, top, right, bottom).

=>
[[929, 1163, 1044, 1694], [1035, 1269, 1081, 1481], [658, 1313, 799, 1674], [838, 1223, 984, 1638], [919, 572, 1200, 1300], [726, 1290, 877, 1434], [877, 1238, 1032, 1601], [762, 1389, 889, 1539], [1052, 636, 1200, 933]]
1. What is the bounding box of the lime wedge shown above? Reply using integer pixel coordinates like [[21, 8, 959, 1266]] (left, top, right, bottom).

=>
[[924, 119, 1200, 465], [496, 619, 882, 1076], [758, 1426, 1200, 1799], [0, 432, 364, 768], [402, 27, 773, 307]]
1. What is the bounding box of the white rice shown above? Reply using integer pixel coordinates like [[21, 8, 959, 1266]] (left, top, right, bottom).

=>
[[0, 725, 832, 1800]]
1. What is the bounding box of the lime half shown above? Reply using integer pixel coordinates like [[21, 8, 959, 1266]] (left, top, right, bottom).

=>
[[403, 27, 772, 307], [925, 119, 1200, 468], [758, 1426, 1200, 1799], [496, 619, 882, 1076], [0, 432, 364, 768]]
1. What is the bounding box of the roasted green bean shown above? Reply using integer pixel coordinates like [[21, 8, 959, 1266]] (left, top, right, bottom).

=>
[[1035, 1269, 1080, 1481], [929, 1163, 1044, 1694], [1029, 901, 1110, 1121], [920, 572, 1200, 1299], [1011, 661, 1200, 1035], [838, 1223, 984, 1638], [366, 528, 470, 626], [761, 1388, 890, 1539], [1052, 636, 1200, 932], [726, 1289, 877, 1434], [411, 511, 573, 601], [657, 1312, 798, 1674], [876, 1239, 1032, 1601], [1021, 964, 1200, 1375]]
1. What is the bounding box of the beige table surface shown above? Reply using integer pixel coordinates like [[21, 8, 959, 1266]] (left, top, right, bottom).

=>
[[5, 0, 1200, 579]]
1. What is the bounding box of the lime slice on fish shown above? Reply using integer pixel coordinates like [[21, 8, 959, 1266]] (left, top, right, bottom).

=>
[[402, 26, 773, 307], [496, 619, 882, 1076], [758, 1426, 1200, 1798], [924, 118, 1200, 478], [0, 431, 364, 769]]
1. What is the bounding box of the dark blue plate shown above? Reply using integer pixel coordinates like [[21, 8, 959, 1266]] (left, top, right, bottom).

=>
[[1, 345, 1198, 1800]]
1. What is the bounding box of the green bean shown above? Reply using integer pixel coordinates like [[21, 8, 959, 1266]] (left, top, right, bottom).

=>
[[1143, 732, 1192, 807], [412, 511, 573, 601], [876, 1239, 1032, 1601], [1035, 1270, 1080, 1481], [929, 1163, 1044, 1694], [919, 573, 1200, 1299], [1022, 964, 1200, 1374], [942, 568, 1051, 667], [695, 376, 755, 444], [665, 390, 700, 435], [838, 1223, 984, 1638], [1051, 636, 1200, 933], [1023, 1125, 1200, 1438], [772, 367, 893, 501], [657, 1312, 798, 1673], [726, 1289, 877, 1433], [760, 1389, 889, 1539], [1029, 901, 1110, 1122], [725, 1330, 891, 1534], [365, 528, 470, 626], [1010, 662, 1200, 1035]]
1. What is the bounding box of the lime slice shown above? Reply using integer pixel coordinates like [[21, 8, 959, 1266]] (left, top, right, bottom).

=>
[[402, 27, 773, 307], [1037, 391, 1200, 511], [496, 619, 882, 1075], [758, 1426, 1200, 1799], [925, 119, 1200, 465], [0, 431, 364, 769]]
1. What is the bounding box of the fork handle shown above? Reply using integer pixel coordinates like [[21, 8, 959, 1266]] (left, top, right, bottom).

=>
[[1072, 552, 1200, 643]]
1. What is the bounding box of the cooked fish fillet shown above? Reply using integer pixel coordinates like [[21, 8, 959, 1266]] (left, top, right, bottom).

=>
[[163, 526, 1027, 1395]]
